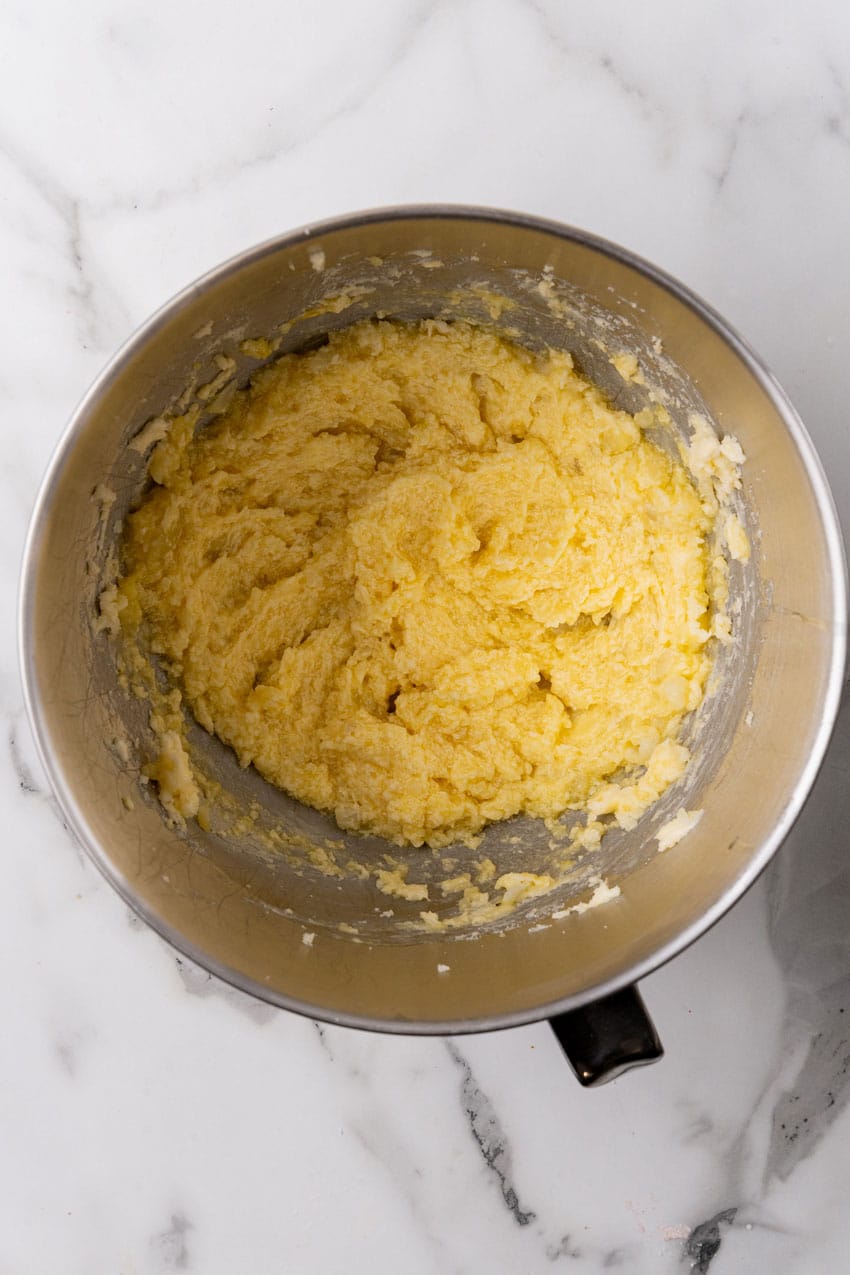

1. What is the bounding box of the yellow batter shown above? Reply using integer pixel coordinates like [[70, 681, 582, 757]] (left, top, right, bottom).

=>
[[116, 319, 714, 848]]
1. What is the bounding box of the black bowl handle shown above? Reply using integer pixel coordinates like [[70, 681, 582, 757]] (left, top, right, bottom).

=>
[[549, 985, 663, 1086]]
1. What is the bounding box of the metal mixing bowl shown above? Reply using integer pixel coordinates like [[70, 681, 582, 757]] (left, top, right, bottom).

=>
[[19, 207, 847, 1084]]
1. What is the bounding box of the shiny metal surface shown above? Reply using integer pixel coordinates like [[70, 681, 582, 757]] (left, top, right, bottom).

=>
[[19, 207, 847, 1033]]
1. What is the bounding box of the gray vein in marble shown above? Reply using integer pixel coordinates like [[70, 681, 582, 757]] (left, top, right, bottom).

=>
[[762, 691, 850, 1185], [311, 1022, 376, 1085], [174, 956, 276, 1026], [826, 113, 850, 146], [682, 1207, 737, 1273], [545, 1232, 582, 1260], [712, 109, 748, 191], [594, 51, 658, 124], [0, 129, 125, 350], [312, 1019, 339, 1063], [5, 711, 92, 868], [89, 0, 440, 219], [678, 1107, 715, 1145], [315, 1029, 625, 1267], [52, 1014, 96, 1079], [767, 1007, 850, 1182], [126, 905, 146, 930], [55, 1040, 77, 1077], [521, 0, 664, 126], [8, 718, 41, 796], [55, 810, 87, 868], [346, 1100, 461, 1273], [150, 1211, 192, 1270], [602, 1248, 627, 1268], [826, 61, 850, 148], [445, 1040, 536, 1227]]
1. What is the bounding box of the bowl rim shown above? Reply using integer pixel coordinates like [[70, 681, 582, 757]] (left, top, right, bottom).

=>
[[18, 203, 849, 1035]]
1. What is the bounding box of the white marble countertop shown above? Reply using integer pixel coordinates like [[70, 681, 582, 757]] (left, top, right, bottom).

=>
[[4, 2, 850, 1271]]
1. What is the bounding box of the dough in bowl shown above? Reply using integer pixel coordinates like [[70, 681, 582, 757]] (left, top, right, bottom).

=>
[[113, 319, 718, 848]]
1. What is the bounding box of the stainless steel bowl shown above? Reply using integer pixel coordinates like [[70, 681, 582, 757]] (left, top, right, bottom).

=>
[[19, 207, 847, 1084]]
